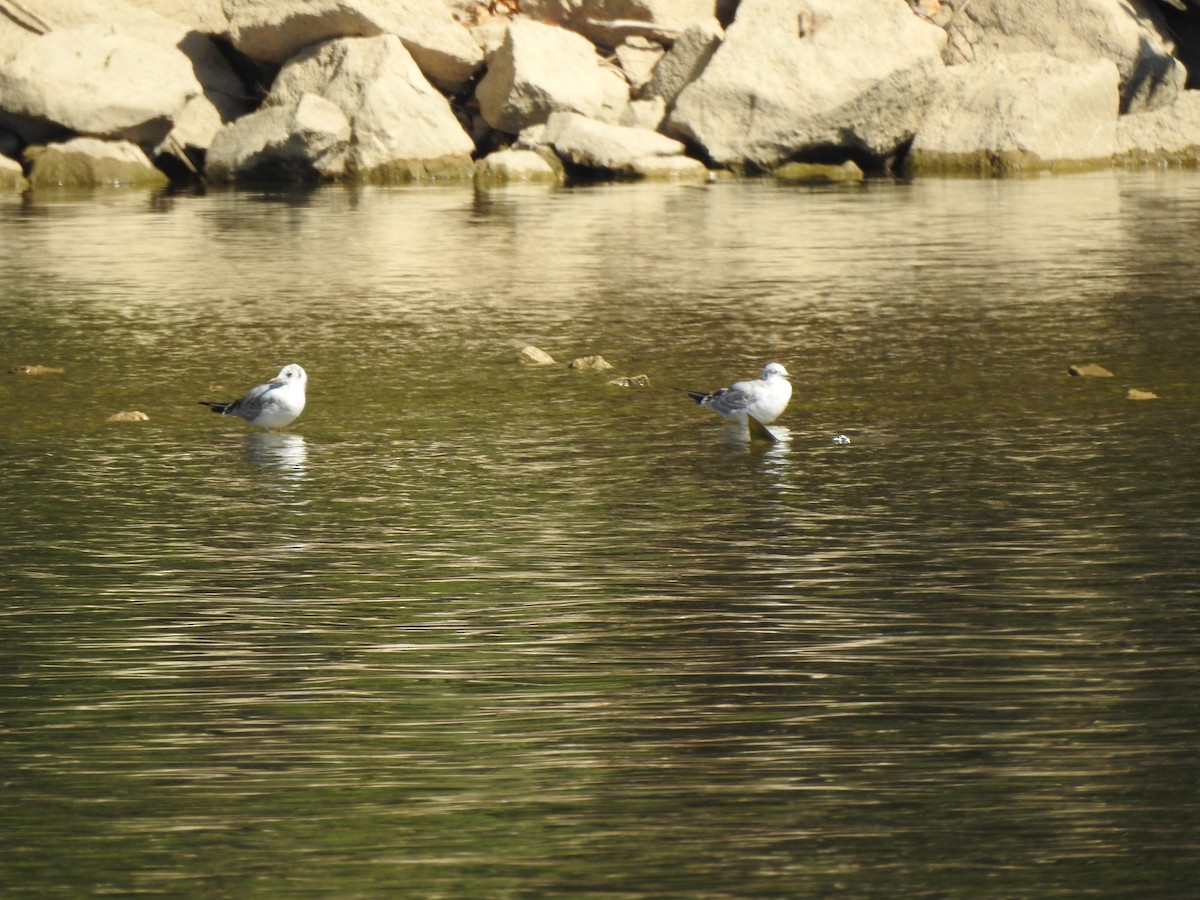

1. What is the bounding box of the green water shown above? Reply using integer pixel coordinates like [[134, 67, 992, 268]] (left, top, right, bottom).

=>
[[2, 174, 1199, 896]]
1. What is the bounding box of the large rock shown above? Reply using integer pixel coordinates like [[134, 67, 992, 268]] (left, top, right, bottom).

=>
[[267, 35, 475, 181], [1116, 90, 1200, 163], [0, 4, 247, 155], [475, 148, 563, 186], [542, 110, 688, 173], [205, 93, 350, 182], [224, 0, 482, 91], [0, 25, 201, 145], [665, 0, 947, 172], [28, 138, 169, 187], [908, 53, 1119, 175], [943, 0, 1185, 114], [225, 0, 388, 64], [475, 18, 630, 134]]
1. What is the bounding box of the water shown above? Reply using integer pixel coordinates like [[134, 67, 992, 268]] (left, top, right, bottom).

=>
[[1, 173, 1199, 897]]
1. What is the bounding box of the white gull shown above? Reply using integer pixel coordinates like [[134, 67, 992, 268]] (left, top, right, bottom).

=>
[[199, 363, 308, 430], [684, 362, 794, 426]]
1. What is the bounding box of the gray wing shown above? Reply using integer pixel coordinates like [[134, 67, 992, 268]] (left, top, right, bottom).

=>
[[703, 382, 758, 415], [225, 379, 284, 420]]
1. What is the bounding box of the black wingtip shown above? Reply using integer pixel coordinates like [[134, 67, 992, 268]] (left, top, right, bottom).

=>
[[681, 390, 707, 405], [198, 401, 229, 414]]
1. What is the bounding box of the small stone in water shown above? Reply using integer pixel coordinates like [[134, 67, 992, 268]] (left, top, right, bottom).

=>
[[608, 374, 650, 388], [1068, 363, 1114, 377], [107, 410, 150, 422], [831, 434, 851, 445], [568, 355, 614, 371], [10, 364, 65, 375], [518, 345, 555, 365], [1126, 388, 1158, 400]]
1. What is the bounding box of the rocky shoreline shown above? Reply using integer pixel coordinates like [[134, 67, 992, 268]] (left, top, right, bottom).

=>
[[3, 0, 1200, 193]]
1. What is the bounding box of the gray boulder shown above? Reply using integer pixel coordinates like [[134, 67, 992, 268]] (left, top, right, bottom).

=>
[[267, 36, 475, 181], [224, 0, 389, 64], [542, 110, 688, 174], [0, 25, 200, 145], [224, 0, 482, 92], [384, 0, 485, 94], [1116, 90, 1200, 163], [641, 18, 722, 107], [908, 53, 1119, 175], [475, 148, 563, 186], [0, 4, 247, 156], [665, 0, 947, 172], [205, 93, 351, 182], [475, 18, 630, 134], [942, 0, 1185, 114], [28, 138, 169, 187]]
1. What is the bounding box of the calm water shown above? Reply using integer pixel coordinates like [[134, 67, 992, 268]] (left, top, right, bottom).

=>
[[1, 173, 1199, 897]]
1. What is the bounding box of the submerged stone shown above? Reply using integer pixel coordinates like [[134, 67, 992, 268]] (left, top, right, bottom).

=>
[[1069, 363, 1114, 377], [608, 374, 651, 388], [568, 355, 614, 371], [773, 161, 864, 183]]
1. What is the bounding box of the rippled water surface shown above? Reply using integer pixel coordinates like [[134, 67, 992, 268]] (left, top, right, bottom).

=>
[[2, 173, 1199, 896]]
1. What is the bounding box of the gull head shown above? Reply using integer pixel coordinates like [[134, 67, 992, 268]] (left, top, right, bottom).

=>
[[761, 362, 792, 381], [276, 364, 308, 385]]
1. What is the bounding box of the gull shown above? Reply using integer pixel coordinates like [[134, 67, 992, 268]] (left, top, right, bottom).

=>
[[199, 363, 307, 430], [684, 362, 794, 430]]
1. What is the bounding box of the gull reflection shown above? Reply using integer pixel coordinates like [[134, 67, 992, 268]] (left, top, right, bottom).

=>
[[244, 432, 308, 481]]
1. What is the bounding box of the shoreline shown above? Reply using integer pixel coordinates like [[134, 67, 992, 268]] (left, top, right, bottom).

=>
[[4, 1, 1200, 193]]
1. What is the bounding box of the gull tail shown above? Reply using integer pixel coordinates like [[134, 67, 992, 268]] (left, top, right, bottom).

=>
[[747, 415, 779, 444], [199, 401, 231, 415]]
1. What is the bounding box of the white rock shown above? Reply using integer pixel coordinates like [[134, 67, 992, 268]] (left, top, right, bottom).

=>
[[910, 53, 1119, 168], [225, 0, 387, 63], [28, 138, 168, 187], [666, 0, 947, 171], [543, 110, 685, 172], [475, 18, 630, 133], [267, 35, 475, 180], [0, 25, 201, 144], [1117, 90, 1200, 158], [945, 0, 1185, 114], [382, 0, 485, 93], [225, 0, 482, 91], [206, 93, 350, 182]]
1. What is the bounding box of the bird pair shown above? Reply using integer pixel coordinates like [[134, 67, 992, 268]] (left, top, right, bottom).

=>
[[200, 361, 794, 433]]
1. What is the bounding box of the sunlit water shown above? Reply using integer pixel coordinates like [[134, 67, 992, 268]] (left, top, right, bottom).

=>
[[2, 173, 1199, 896]]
